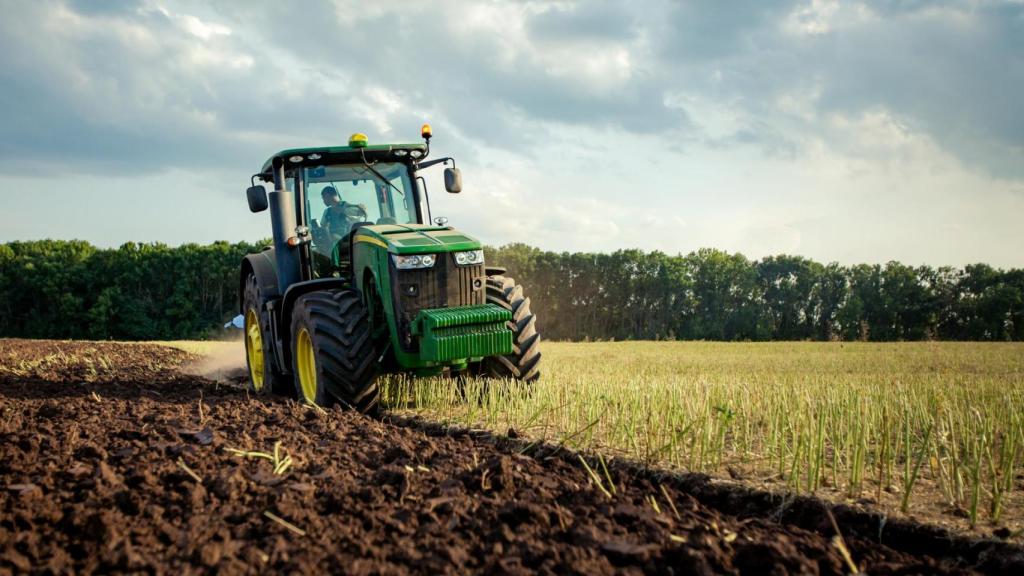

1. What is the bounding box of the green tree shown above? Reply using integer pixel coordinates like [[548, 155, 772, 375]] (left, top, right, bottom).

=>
[[757, 255, 822, 340], [811, 263, 847, 341], [682, 248, 766, 340]]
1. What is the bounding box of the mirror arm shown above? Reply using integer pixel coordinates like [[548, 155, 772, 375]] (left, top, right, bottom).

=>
[[415, 157, 454, 171]]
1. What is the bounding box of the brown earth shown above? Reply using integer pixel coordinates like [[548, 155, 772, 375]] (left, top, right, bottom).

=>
[[0, 339, 1020, 575]]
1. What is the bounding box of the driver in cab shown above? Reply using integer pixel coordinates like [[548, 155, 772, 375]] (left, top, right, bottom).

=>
[[320, 186, 367, 241]]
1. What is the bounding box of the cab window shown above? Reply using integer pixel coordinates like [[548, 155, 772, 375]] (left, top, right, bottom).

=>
[[302, 163, 417, 272]]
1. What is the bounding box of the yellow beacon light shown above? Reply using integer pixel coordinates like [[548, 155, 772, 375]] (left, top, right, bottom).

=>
[[349, 132, 368, 148], [421, 123, 432, 139]]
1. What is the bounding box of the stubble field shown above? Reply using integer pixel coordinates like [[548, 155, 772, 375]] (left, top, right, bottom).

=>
[[387, 341, 1024, 535]]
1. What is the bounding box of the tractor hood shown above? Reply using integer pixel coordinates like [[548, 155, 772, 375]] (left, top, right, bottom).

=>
[[353, 223, 481, 255]]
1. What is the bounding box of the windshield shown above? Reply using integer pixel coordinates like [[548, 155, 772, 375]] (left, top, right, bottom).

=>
[[302, 162, 417, 253]]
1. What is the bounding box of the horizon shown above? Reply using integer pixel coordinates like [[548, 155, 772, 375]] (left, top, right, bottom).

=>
[[6, 236, 1023, 271], [1, 1, 1022, 268]]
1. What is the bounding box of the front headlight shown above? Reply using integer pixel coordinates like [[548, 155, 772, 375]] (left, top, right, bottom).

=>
[[454, 249, 484, 266], [392, 253, 436, 269]]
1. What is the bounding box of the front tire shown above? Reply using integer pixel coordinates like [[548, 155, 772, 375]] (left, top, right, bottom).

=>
[[290, 289, 380, 413], [243, 274, 289, 396], [479, 275, 542, 382]]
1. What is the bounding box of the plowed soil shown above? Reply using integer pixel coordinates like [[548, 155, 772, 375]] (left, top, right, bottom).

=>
[[0, 339, 1019, 574]]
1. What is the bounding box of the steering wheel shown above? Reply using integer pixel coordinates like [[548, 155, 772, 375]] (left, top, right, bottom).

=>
[[342, 203, 368, 221]]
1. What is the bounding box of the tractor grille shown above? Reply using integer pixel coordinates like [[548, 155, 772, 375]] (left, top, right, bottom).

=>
[[392, 255, 485, 352]]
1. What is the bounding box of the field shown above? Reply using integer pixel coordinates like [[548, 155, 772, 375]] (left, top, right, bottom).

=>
[[1, 339, 1022, 573], [384, 341, 1024, 535]]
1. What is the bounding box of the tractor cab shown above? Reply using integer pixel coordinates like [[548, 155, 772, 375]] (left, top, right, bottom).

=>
[[248, 130, 450, 282]]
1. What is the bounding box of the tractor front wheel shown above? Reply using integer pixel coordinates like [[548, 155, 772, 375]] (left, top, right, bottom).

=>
[[479, 275, 542, 382], [243, 274, 289, 396], [289, 289, 380, 413]]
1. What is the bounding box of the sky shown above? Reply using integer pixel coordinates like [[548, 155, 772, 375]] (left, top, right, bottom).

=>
[[0, 0, 1022, 267]]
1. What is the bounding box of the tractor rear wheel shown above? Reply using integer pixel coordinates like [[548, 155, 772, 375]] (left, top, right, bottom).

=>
[[243, 274, 289, 396], [289, 289, 380, 413], [479, 275, 542, 382]]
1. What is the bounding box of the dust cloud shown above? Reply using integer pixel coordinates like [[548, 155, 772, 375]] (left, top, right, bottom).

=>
[[180, 337, 248, 384]]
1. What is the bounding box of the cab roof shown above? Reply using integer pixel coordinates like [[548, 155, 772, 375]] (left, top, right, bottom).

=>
[[260, 143, 427, 174]]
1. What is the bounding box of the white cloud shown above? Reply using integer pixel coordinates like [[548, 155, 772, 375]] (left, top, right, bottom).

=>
[[176, 13, 232, 40], [447, 1, 638, 92], [783, 0, 876, 36]]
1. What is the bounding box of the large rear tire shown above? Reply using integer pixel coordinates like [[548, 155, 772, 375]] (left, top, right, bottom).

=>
[[243, 274, 289, 396], [479, 275, 542, 382], [290, 289, 380, 413]]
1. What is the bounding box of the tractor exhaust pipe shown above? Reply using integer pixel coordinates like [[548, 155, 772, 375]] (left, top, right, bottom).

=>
[[270, 157, 301, 293]]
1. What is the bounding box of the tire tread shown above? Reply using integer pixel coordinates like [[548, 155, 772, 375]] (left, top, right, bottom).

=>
[[290, 289, 380, 413], [480, 275, 542, 382]]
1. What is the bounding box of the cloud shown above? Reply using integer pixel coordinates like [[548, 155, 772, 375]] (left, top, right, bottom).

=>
[[238, 1, 689, 148], [653, 0, 1024, 178], [0, 1, 261, 174], [0, 0, 1022, 267], [803, 2, 1024, 179], [0, 0, 408, 177], [4, 0, 1020, 180]]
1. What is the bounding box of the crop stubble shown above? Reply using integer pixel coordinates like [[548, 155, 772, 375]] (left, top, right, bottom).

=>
[[388, 341, 1024, 534]]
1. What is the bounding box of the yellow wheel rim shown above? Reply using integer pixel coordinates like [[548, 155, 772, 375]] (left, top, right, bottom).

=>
[[296, 328, 318, 403], [244, 309, 264, 392]]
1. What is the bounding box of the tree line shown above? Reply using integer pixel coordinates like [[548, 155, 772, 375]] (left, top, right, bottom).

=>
[[0, 240, 1021, 342], [0, 240, 263, 341], [487, 244, 1024, 342]]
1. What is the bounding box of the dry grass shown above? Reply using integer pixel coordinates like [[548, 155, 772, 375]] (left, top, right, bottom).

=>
[[380, 341, 1024, 532]]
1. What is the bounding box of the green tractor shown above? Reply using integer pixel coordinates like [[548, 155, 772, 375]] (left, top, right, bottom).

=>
[[240, 126, 541, 412]]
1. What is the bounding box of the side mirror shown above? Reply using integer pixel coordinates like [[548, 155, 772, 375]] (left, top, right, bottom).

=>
[[247, 185, 268, 213], [444, 167, 462, 193]]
